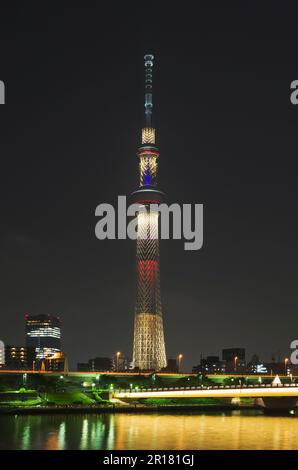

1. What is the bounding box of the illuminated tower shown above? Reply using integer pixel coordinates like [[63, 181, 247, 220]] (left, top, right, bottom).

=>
[[132, 54, 167, 371]]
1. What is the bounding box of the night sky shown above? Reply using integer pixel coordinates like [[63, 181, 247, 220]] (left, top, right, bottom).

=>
[[1, 4, 298, 370]]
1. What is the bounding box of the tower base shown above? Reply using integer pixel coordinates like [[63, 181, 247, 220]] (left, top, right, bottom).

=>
[[133, 313, 167, 371]]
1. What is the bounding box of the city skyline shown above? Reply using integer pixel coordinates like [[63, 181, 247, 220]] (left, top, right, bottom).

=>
[[0, 310, 295, 373], [1, 5, 298, 371]]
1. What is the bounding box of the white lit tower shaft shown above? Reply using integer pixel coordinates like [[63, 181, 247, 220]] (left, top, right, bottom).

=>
[[132, 54, 167, 371]]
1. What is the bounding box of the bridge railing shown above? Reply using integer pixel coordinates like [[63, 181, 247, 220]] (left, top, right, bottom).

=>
[[114, 382, 298, 394]]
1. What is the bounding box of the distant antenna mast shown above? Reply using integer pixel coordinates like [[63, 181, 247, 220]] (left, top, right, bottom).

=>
[[144, 54, 154, 127]]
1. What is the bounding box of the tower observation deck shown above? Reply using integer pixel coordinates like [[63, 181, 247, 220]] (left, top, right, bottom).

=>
[[132, 54, 167, 371]]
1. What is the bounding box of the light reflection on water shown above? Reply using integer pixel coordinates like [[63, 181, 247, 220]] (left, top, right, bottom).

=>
[[0, 411, 298, 450]]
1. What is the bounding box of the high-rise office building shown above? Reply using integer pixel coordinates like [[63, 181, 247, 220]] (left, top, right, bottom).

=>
[[25, 314, 61, 359], [132, 55, 167, 371]]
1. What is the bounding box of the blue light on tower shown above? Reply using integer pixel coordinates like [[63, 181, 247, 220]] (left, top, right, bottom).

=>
[[144, 171, 151, 185]]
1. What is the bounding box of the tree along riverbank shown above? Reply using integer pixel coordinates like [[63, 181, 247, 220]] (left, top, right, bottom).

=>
[[0, 403, 258, 415]]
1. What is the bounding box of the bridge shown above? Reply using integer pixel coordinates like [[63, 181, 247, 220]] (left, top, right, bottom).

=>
[[113, 383, 298, 410], [113, 383, 298, 399]]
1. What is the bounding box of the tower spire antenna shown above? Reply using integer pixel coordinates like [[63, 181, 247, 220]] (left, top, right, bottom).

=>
[[144, 54, 154, 127]]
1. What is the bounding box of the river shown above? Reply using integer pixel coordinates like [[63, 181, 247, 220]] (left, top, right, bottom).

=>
[[0, 410, 297, 450]]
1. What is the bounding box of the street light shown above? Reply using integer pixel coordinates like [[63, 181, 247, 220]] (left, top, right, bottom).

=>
[[115, 352, 121, 372], [284, 357, 289, 376], [177, 354, 183, 373], [290, 373, 293, 384], [234, 356, 238, 372], [23, 373, 27, 387]]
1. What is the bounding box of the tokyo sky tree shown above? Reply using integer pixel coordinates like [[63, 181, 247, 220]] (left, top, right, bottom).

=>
[[132, 54, 167, 371]]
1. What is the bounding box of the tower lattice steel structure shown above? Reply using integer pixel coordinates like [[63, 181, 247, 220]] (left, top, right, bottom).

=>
[[132, 54, 167, 371]]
